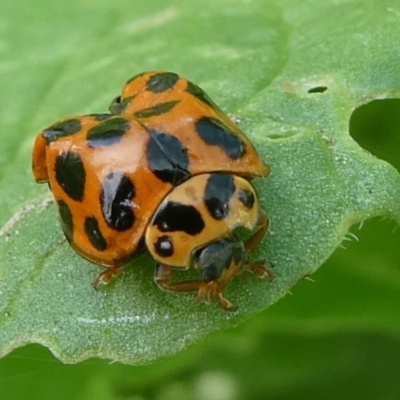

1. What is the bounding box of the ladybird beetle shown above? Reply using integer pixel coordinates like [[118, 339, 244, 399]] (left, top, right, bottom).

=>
[[32, 71, 272, 311]]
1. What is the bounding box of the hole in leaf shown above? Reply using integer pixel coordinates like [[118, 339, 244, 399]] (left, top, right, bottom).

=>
[[349, 99, 400, 172], [308, 86, 328, 93]]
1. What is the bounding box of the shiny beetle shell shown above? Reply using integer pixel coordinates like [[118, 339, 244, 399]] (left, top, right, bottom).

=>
[[145, 173, 260, 267], [32, 71, 271, 311], [110, 71, 269, 178]]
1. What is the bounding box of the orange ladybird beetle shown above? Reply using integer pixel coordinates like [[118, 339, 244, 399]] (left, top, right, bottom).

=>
[[32, 71, 272, 311]]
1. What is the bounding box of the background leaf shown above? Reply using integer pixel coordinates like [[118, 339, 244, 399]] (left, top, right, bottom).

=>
[[0, 0, 399, 374]]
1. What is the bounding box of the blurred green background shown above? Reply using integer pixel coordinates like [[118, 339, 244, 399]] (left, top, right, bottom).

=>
[[1, 99, 399, 397]]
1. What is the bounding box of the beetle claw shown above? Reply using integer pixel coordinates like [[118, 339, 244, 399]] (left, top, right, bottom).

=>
[[245, 259, 275, 280], [92, 265, 125, 289], [196, 281, 238, 312]]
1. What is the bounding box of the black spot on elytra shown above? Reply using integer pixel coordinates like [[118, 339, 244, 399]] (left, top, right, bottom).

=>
[[204, 174, 235, 220], [153, 201, 205, 235], [57, 200, 73, 242], [87, 117, 131, 147], [154, 235, 174, 257], [108, 96, 135, 115], [109, 96, 122, 114], [186, 81, 217, 109], [146, 130, 190, 185], [84, 216, 108, 251], [100, 172, 136, 231], [146, 72, 179, 93], [42, 118, 82, 143], [134, 100, 179, 118], [125, 72, 147, 85], [238, 189, 255, 209], [55, 151, 86, 201], [195, 116, 246, 159]]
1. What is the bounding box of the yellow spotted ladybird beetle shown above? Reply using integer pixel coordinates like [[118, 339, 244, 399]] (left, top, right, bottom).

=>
[[32, 71, 273, 311]]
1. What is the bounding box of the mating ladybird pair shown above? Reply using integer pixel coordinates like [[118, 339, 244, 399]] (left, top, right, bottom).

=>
[[32, 71, 272, 311]]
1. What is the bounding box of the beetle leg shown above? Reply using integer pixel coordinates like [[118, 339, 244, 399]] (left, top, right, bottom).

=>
[[155, 263, 238, 312], [243, 211, 275, 280], [244, 211, 269, 254], [245, 259, 275, 280], [196, 280, 238, 312], [155, 263, 204, 292], [92, 265, 126, 289]]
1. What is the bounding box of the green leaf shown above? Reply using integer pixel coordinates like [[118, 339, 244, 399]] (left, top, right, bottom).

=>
[[1, 218, 399, 399], [0, 0, 399, 364]]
